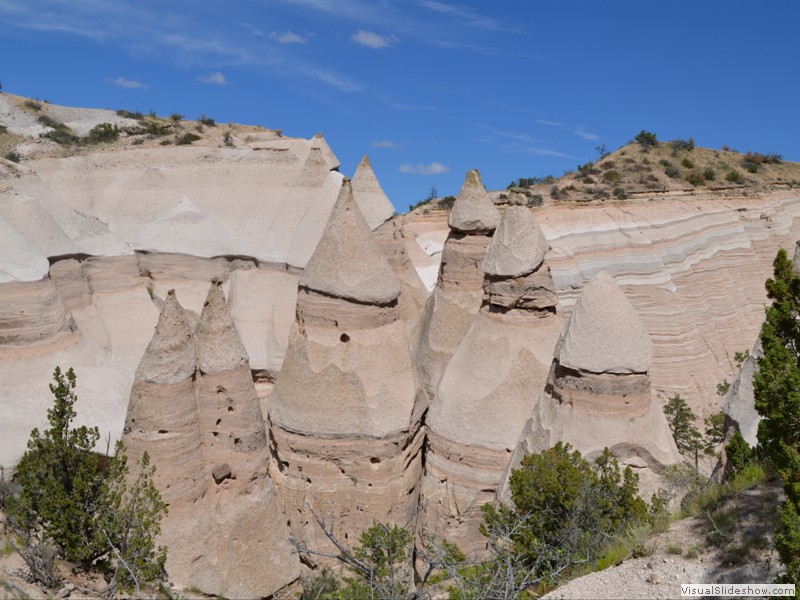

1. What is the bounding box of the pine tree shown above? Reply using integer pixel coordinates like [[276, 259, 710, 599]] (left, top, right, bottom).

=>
[[8, 367, 167, 592], [754, 248, 800, 583]]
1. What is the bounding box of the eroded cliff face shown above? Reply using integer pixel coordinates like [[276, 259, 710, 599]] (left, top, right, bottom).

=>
[[4, 94, 800, 594]]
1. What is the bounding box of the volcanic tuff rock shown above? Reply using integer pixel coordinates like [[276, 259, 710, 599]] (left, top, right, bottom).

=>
[[193, 279, 299, 597], [414, 170, 500, 399], [422, 206, 563, 553], [122, 291, 210, 589], [501, 271, 680, 501], [122, 287, 299, 597], [351, 154, 429, 333], [269, 179, 423, 554]]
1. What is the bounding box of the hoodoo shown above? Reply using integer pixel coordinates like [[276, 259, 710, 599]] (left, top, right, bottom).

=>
[[268, 178, 424, 553], [421, 206, 564, 554], [414, 169, 500, 400], [121, 290, 209, 589], [193, 279, 299, 598], [352, 154, 429, 334], [501, 270, 680, 500]]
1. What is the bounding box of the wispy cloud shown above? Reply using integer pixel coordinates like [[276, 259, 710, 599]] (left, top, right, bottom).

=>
[[108, 77, 148, 89], [573, 128, 601, 142], [537, 119, 601, 143], [302, 65, 364, 92], [197, 72, 229, 85], [371, 140, 399, 148], [417, 1, 503, 31], [270, 30, 306, 44], [399, 162, 449, 175], [352, 29, 396, 49]]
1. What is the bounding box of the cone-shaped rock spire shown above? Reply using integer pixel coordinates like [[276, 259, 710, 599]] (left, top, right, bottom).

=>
[[294, 146, 329, 188], [558, 270, 651, 374], [300, 178, 400, 304], [311, 132, 341, 170], [448, 169, 500, 233], [134, 289, 195, 384], [352, 155, 395, 231], [195, 278, 248, 374], [484, 206, 548, 277]]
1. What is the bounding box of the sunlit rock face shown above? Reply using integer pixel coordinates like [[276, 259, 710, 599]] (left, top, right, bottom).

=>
[[421, 206, 563, 555], [414, 170, 500, 406], [122, 287, 300, 598], [500, 270, 681, 504], [268, 179, 424, 556]]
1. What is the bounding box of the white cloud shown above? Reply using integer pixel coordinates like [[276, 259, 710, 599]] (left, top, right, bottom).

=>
[[270, 30, 306, 44], [417, 1, 502, 31], [573, 128, 601, 142], [371, 140, 398, 148], [197, 72, 229, 85], [399, 162, 449, 175], [108, 77, 148, 89], [352, 29, 396, 49]]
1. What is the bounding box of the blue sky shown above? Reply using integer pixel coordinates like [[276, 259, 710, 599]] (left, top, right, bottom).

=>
[[1, 0, 798, 212]]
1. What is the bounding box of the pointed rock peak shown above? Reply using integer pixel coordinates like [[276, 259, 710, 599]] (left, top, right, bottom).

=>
[[195, 279, 248, 374], [135, 289, 196, 384], [352, 155, 395, 231], [484, 206, 549, 277], [311, 132, 341, 171], [294, 147, 329, 188], [448, 169, 500, 233], [299, 178, 401, 304], [558, 271, 651, 374]]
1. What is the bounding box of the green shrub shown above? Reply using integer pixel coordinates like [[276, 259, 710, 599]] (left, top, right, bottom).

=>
[[198, 114, 216, 127], [84, 123, 119, 144], [223, 131, 234, 147], [726, 169, 743, 183], [725, 432, 754, 479], [0, 124, 7, 134], [613, 187, 628, 199], [686, 171, 705, 186], [602, 170, 621, 183], [170, 113, 183, 122], [7, 367, 167, 593], [681, 157, 695, 169], [23, 99, 42, 111], [175, 133, 201, 146], [669, 138, 695, 153], [703, 168, 716, 181], [3, 151, 21, 163], [634, 130, 658, 151], [497, 443, 649, 580], [664, 166, 681, 179], [115, 109, 144, 120]]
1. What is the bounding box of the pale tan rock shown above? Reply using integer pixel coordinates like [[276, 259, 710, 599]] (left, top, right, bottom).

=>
[[447, 169, 500, 233], [311, 132, 341, 171], [422, 211, 562, 554], [0, 278, 76, 345], [352, 155, 395, 231], [558, 270, 652, 374], [299, 179, 400, 304], [122, 291, 210, 589], [270, 182, 421, 557], [500, 271, 680, 503], [483, 206, 548, 277], [193, 279, 300, 597], [135, 290, 196, 384]]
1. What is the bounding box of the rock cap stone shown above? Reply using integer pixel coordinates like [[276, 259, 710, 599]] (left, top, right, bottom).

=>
[[352, 155, 395, 231], [558, 271, 652, 374], [135, 290, 196, 384], [448, 169, 500, 233], [299, 178, 401, 304], [195, 278, 249, 374], [483, 206, 548, 277]]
